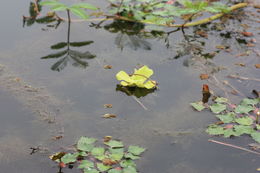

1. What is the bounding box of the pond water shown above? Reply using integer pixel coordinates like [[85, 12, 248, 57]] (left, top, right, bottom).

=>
[[0, 0, 259, 172]]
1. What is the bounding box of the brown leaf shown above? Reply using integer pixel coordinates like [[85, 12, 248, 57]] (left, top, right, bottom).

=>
[[255, 64, 260, 68], [103, 136, 112, 142], [102, 158, 118, 166], [52, 135, 63, 140], [195, 30, 208, 38], [104, 104, 113, 108], [216, 45, 226, 50], [49, 152, 66, 161], [234, 63, 246, 67], [102, 114, 117, 118], [202, 84, 211, 103], [104, 65, 112, 69], [200, 74, 209, 80], [241, 31, 253, 37], [246, 43, 255, 47]]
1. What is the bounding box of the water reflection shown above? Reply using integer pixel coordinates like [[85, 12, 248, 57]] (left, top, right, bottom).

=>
[[116, 85, 155, 98]]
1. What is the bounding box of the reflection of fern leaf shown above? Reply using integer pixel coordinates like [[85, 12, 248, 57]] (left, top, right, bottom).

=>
[[41, 50, 67, 59], [70, 41, 94, 47], [51, 56, 69, 71]]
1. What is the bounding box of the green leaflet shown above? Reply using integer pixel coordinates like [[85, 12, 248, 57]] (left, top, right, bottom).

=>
[[116, 65, 157, 89]]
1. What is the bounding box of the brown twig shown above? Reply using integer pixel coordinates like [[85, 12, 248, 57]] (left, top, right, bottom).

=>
[[208, 139, 260, 155]]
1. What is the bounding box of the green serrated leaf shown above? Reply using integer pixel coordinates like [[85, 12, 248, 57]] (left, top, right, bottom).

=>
[[124, 153, 140, 160], [235, 105, 254, 114], [210, 103, 226, 114], [216, 112, 235, 123], [97, 163, 112, 172], [78, 160, 94, 169], [108, 169, 122, 173], [190, 101, 205, 111], [77, 137, 96, 152], [91, 147, 105, 156], [223, 129, 236, 138], [61, 153, 77, 164], [120, 160, 136, 168], [235, 116, 254, 126], [241, 98, 260, 106], [234, 125, 254, 135], [69, 7, 89, 19], [206, 124, 224, 135], [51, 4, 67, 11], [128, 145, 146, 156], [39, 0, 64, 7], [84, 168, 99, 173], [105, 140, 124, 148], [122, 166, 137, 173], [251, 132, 260, 143], [215, 97, 228, 103]]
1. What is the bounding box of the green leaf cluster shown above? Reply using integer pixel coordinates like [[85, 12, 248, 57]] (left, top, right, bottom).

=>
[[116, 65, 157, 89], [39, 0, 98, 19], [191, 97, 260, 143], [50, 136, 146, 173]]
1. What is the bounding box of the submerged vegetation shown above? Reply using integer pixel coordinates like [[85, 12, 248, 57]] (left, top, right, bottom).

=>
[[49, 136, 146, 173]]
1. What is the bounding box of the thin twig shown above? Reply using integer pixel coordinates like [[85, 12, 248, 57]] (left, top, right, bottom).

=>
[[222, 80, 245, 97], [228, 75, 260, 82], [209, 139, 260, 156], [131, 96, 148, 110], [212, 75, 229, 98]]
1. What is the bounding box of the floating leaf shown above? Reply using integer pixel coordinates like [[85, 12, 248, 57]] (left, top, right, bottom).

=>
[[84, 168, 99, 173], [190, 101, 205, 111], [235, 116, 254, 126], [105, 140, 124, 148], [109, 148, 124, 161], [241, 98, 260, 106], [108, 169, 122, 173], [91, 147, 105, 156], [223, 129, 236, 138], [206, 124, 224, 135], [124, 153, 140, 160], [120, 160, 136, 168], [128, 146, 146, 156], [61, 153, 77, 164], [123, 166, 137, 173], [215, 97, 228, 103], [78, 160, 94, 169], [234, 125, 254, 135], [97, 163, 112, 172], [77, 137, 96, 152], [216, 113, 235, 123], [116, 66, 157, 89], [235, 105, 254, 114], [210, 103, 226, 114], [251, 132, 260, 143]]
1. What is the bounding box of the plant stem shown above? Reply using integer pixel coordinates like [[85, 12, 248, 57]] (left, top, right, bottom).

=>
[[66, 9, 71, 50]]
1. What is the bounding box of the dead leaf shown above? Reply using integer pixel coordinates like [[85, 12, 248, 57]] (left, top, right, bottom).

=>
[[52, 135, 63, 140], [102, 158, 118, 166], [202, 84, 211, 103], [241, 31, 253, 37], [49, 152, 66, 161], [200, 74, 209, 80], [59, 162, 66, 168], [195, 30, 208, 38], [104, 104, 113, 108], [224, 124, 234, 129], [246, 43, 255, 47], [102, 114, 117, 118], [104, 65, 112, 69], [250, 38, 257, 43], [103, 136, 112, 142], [235, 51, 251, 57], [255, 64, 260, 68], [216, 45, 226, 50], [234, 63, 246, 67]]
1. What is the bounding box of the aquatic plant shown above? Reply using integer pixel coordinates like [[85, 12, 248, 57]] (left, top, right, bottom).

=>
[[191, 97, 260, 143], [49, 136, 146, 173], [116, 65, 157, 89]]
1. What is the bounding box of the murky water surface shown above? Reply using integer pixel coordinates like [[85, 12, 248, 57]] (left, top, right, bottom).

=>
[[0, 0, 259, 172]]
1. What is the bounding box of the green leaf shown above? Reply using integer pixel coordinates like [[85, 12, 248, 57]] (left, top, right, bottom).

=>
[[78, 151, 88, 156], [91, 147, 105, 156], [124, 153, 140, 160], [210, 103, 226, 114], [120, 160, 136, 168], [122, 166, 137, 173], [84, 168, 99, 173], [78, 160, 94, 169], [109, 148, 124, 161], [190, 101, 205, 111], [97, 163, 112, 172], [241, 98, 260, 106], [61, 153, 77, 164], [223, 129, 236, 138], [41, 50, 67, 59], [105, 140, 124, 148], [69, 7, 89, 19], [235, 116, 254, 126], [108, 169, 122, 173], [51, 42, 67, 49], [70, 41, 94, 47], [71, 3, 98, 10], [77, 137, 96, 152], [39, 0, 65, 7], [215, 97, 228, 103], [251, 132, 260, 143], [216, 112, 235, 123], [235, 105, 254, 114], [234, 125, 254, 135], [256, 124, 260, 130], [51, 4, 67, 11], [128, 145, 146, 156], [206, 124, 224, 135]]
